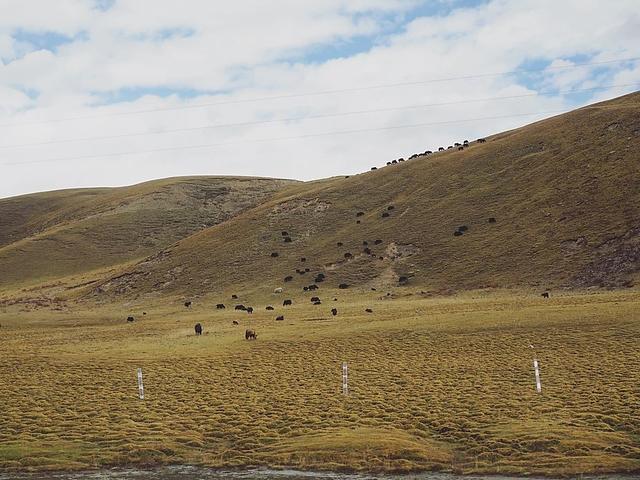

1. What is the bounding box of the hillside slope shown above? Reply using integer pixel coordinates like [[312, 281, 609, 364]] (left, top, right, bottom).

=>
[[94, 92, 640, 301], [0, 176, 296, 291]]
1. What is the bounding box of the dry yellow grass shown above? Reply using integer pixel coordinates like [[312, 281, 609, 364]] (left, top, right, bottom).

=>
[[0, 176, 296, 291], [86, 92, 640, 303], [1, 289, 639, 475]]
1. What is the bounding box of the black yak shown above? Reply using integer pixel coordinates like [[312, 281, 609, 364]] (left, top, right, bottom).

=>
[[245, 329, 257, 340]]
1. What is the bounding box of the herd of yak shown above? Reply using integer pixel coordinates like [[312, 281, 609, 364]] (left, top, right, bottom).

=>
[[369, 138, 486, 171], [124, 135, 550, 339]]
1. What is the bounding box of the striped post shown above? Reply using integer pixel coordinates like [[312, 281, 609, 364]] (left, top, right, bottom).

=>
[[533, 359, 542, 393], [342, 362, 348, 395], [137, 368, 145, 400]]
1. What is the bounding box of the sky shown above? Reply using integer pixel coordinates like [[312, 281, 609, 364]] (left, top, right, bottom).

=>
[[1, 0, 639, 198]]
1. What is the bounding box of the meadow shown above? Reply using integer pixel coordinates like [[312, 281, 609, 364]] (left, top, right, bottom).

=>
[[1, 289, 639, 476]]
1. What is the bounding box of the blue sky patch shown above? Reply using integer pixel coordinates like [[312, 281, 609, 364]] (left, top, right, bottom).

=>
[[12, 29, 85, 53], [91, 86, 217, 105], [93, 0, 116, 11]]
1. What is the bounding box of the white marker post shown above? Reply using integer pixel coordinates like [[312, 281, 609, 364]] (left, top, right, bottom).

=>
[[137, 368, 145, 400], [342, 362, 349, 395], [533, 359, 542, 393]]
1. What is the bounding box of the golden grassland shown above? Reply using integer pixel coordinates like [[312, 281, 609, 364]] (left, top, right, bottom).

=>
[[0, 176, 296, 290], [1, 289, 639, 476]]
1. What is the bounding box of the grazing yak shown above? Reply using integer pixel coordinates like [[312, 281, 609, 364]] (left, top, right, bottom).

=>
[[337, 242, 343, 247], [477, 138, 486, 143], [365, 308, 373, 313], [235, 304, 247, 310], [276, 315, 284, 321], [284, 276, 293, 282], [283, 299, 292, 306], [281, 231, 288, 236], [266, 306, 274, 310], [184, 301, 192, 308], [374, 239, 382, 245], [356, 211, 365, 217], [399, 276, 408, 284], [195, 323, 203, 335], [371, 167, 377, 170], [284, 236, 292, 243], [453, 230, 463, 237], [438, 147, 445, 151], [142, 312, 147, 315], [541, 292, 550, 298], [271, 252, 279, 257], [246, 307, 254, 314], [382, 212, 390, 218], [314, 275, 325, 283], [310, 296, 320, 302], [245, 329, 257, 340], [216, 304, 225, 309], [300, 257, 306, 262], [339, 283, 349, 289], [458, 146, 464, 151], [231, 294, 238, 299], [127, 316, 135, 322], [232, 320, 239, 325], [308, 284, 319, 291], [331, 308, 338, 316], [344, 252, 353, 259], [488, 217, 496, 223], [364, 247, 372, 255], [313, 301, 322, 305]]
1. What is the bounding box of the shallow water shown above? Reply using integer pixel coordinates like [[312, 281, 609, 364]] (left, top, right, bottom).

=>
[[0, 467, 635, 480]]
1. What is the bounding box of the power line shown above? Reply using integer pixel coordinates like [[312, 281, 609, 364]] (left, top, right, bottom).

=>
[[1, 83, 636, 150], [0, 56, 637, 128], [3, 109, 566, 166]]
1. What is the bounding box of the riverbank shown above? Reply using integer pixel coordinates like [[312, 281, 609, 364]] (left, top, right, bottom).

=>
[[1, 466, 639, 480]]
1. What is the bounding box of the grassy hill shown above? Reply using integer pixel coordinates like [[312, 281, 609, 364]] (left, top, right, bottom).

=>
[[93, 92, 640, 303], [1, 93, 639, 477], [0, 176, 296, 293]]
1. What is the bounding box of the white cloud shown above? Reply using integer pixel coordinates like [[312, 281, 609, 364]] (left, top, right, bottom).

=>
[[0, 0, 639, 198]]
